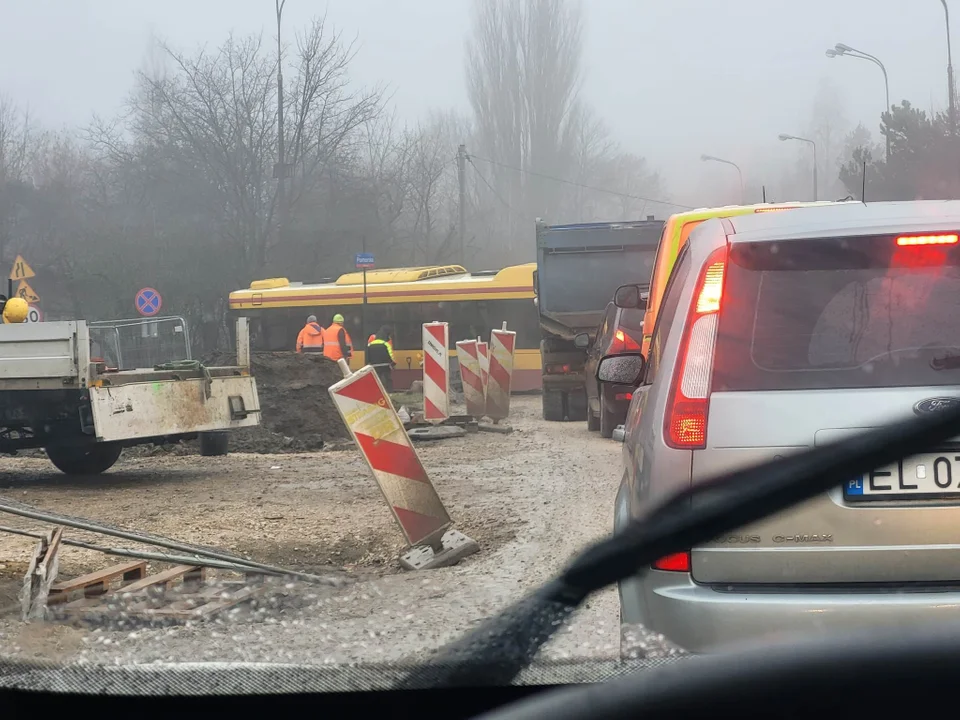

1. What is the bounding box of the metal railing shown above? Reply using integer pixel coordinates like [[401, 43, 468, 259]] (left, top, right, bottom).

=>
[[88, 316, 191, 370]]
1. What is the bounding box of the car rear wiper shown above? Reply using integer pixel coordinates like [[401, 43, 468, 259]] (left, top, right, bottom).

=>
[[396, 402, 960, 690], [931, 353, 960, 370]]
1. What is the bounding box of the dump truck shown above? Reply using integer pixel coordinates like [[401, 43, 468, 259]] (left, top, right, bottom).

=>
[[0, 311, 260, 474], [534, 217, 665, 421]]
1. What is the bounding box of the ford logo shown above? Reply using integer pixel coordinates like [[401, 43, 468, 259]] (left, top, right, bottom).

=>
[[914, 397, 960, 415]]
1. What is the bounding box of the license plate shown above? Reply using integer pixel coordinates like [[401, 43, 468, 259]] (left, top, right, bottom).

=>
[[845, 453, 960, 500]]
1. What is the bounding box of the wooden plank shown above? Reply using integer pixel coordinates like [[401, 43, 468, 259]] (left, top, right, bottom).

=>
[[114, 566, 202, 595], [60, 596, 154, 620], [38, 528, 63, 577], [48, 561, 146, 603], [182, 566, 205, 590], [148, 585, 267, 620], [58, 596, 106, 613], [20, 528, 63, 620], [56, 580, 267, 623], [33, 527, 62, 615], [20, 537, 43, 614], [20, 532, 48, 619]]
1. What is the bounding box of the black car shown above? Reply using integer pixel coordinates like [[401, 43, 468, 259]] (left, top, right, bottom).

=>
[[577, 300, 645, 438]]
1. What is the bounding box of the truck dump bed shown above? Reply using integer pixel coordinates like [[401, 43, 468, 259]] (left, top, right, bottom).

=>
[[535, 218, 664, 421], [0, 321, 92, 390], [536, 219, 665, 338], [0, 320, 260, 447]]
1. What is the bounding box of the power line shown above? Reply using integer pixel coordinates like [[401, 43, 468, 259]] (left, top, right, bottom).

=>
[[468, 153, 694, 210], [467, 156, 525, 218]]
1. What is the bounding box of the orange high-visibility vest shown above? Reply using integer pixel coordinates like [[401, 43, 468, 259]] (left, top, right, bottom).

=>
[[321, 323, 352, 361], [296, 322, 324, 353]]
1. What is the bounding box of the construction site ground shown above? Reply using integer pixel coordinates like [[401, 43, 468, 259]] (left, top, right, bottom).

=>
[[0, 395, 637, 666]]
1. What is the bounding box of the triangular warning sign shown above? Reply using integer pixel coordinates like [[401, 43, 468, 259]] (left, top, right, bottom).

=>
[[15, 280, 40, 304], [9, 255, 35, 281]]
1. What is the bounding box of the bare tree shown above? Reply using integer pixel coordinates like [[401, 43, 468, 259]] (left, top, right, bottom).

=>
[[807, 77, 849, 200], [465, 0, 585, 259], [0, 97, 37, 270], [404, 113, 461, 264], [779, 77, 850, 201], [357, 112, 414, 254], [565, 106, 616, 221], [128, 18, 382, 281], [0, 6, 671, 355]]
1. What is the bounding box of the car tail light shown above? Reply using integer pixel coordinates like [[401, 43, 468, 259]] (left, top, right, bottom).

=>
[[753, 206, 796, 213], [653, 552, 691, 572], [545, 363, 571, 374], [610, 328, 642, 354], [664, 245, 727, 449], [895, 233, 959, 246], [615, 392, 632, 401]]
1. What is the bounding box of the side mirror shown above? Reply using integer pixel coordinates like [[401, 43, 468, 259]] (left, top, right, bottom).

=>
[[597, 352, 645, 386], [614, 284, 648, 309], [573, 333, 591, 350]]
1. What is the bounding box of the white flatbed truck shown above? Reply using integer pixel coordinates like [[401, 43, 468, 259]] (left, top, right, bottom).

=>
[[0, 318, 260, 474]]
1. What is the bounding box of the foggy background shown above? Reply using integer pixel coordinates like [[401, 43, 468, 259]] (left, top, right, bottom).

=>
[[0, 0, 956, 348]]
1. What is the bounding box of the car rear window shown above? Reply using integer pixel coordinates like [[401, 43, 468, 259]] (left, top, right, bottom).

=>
[[714, 234, 960, 391], [617, 308, 645, 333]]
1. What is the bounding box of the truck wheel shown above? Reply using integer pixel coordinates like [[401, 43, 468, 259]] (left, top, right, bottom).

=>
[[200, 431, 230, 457], [45, 443, 123, 476], [600, 399, 617, 438], [542, 390, 564, 421], [587, 403, 600, 431], [567, 391, 587, 422]]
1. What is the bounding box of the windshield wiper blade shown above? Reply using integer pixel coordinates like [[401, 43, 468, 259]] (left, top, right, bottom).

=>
[[396, 403, 960, 689]]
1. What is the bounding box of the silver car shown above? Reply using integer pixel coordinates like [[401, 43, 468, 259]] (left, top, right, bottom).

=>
[[606, 200, 960, 653]]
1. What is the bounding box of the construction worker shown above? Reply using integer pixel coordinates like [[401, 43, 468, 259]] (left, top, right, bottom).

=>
[[296, 314, 324, 353], [367, 331, 394, 357], [367, 325, 396, 391], [321, 313, 353, 361]]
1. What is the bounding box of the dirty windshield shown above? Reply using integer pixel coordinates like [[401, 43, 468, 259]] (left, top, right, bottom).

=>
[[3, 0, 960, 695]]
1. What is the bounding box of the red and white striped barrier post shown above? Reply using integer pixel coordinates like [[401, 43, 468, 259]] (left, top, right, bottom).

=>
[[422, 322, 450, 422], [477, 338, 490, 397], [486, 322, 516, 422], [328, 365, 478, 570], [456, 340, 485, 419]]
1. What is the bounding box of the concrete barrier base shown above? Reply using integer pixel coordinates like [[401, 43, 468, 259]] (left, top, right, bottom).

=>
[[399, 529, 479, 571], [408, 425, 467, 441]]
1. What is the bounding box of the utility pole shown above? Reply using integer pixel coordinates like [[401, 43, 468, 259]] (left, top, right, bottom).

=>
[[457, 143, 467, 265], [274, 0, 287, 243], [943, 0, 957, 134]]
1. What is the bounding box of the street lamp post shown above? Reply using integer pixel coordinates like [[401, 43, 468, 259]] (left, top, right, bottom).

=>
[[778, 134, 818, 201], [275, 0, 287, 243], [700, 154, 745, 204], [826, 43, 891, 159], [942, 0, 957, 134]]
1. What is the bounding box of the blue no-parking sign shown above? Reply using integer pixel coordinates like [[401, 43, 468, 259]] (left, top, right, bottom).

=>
[[135, 287, 162, 317]]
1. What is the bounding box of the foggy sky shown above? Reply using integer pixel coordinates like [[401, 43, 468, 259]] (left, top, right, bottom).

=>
[[0, 0, 953, 206]]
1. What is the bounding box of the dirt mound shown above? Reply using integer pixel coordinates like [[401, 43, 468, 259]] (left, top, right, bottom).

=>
[[202, 351, 349, 453]]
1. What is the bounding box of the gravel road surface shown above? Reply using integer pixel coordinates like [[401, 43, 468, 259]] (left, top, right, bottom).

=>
[[0, 396, 642, 667]]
